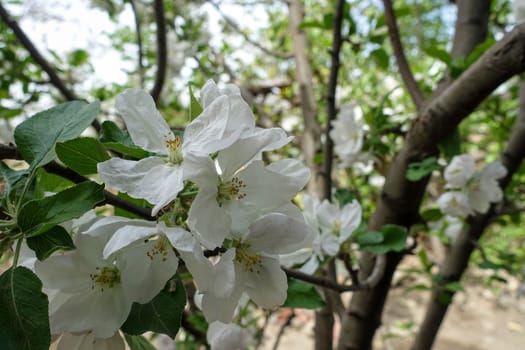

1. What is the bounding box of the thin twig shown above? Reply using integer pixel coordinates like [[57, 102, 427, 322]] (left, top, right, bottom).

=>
[[207, 0, 293, 59], [322, 0, 345, 200], [382, 0, 425, 109], [272, 309, 295, 350], [149, 0, 167, 103], [283, 267, 366, 293], [0, 3, 101, 132], [130, 0, 145, 88]]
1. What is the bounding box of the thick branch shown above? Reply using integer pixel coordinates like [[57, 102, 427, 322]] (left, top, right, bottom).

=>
[[288, 0, 322, 194], [411, 78, 525, 350], [337, 23, 525, 350], [383, 0, 425, 109], [149, 0, 167, 103]]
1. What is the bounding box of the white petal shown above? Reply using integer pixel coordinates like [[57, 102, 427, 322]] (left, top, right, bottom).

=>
[[35, 254, 92, 293], [188, 188, 231, 249], [50, 287, 131, 338], [117, 239, 179, 303], [200, 80, 241, 108], [116, 89, 172, 154], [299, 255, 320, 274], [239, 256, 287, 308], [207, 322, 251, 350], [102, 224, 159, 259], [437, 191, 472, 217], [56, 332, 125, 350], [266, 159, 310, 188], [338, 200, 362, 242], [444, 154, 475, 188], [245, 213, 313, 255], [200, 285, 244, 323], [183, 95, 255, 155], [317, 200, 340, 230]]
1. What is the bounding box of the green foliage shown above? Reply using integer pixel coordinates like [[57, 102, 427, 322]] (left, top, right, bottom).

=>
[[99, 120, 149, 159], [56, 137, 110, 175], [121, 276, 186, 338], [0, 266, 50, 350], [14, 101, 100, 171], [189, 85, 203, 121], [282, 278, 326, 309], [358, 224, 408, 254], [406, 157, 441, 182], [18, 181, 104, 237], [0, 162, 28, 195], [26, 225, 75, 261], [124, 335, 157, 350]]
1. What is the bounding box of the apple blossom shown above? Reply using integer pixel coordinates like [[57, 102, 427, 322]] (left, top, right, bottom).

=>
[[207, 321, 251, 350], [55, 332, 125, 350], [35, 216, 181, 338], [98, 80, 255, 215], [444, 154, 475, 188], [330, 104, 366, 167]]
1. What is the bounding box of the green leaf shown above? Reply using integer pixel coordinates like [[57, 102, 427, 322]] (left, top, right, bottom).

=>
[[444, 281, 463, 292], [282, 279, 326, 309], [14, 101, 100, 171], [334, 188, 356, 206], [357, 231, 383, 245], [121, 276, 186, 338], [0, 162, 28, 195], [56, 137, 110, 175], [465, 38, 496, 67], [18, 181, 104, 237], [124, 334, 157, 350], [0, 266, 50, 350], [421, 208, 443, 222], [438, 129, 461, 160], [34, 168, 74, 199], [406, 157, 441, 181], [370, 48, 389, 70], [26, 225, 75, 261], [478, 260, 504, 270], [99, 120, 149, 159], [359, 224, 408, 254], [423, 46, 451, 66], [68, 49, 89, 67], [189, 85, 203, 121]]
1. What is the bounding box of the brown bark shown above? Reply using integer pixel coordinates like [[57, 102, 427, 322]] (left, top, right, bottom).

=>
[[149, 0, 167, 104], [337, 23, 525, 350], [411, 79, 525, 350], [288, 0, 323, 195]]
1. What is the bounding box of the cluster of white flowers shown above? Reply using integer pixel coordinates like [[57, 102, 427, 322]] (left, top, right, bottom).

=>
[[437, 154, 507, 218], [282, 193, 362, 274], [28, 81, 314, 349], [329, 104, 367, 168]]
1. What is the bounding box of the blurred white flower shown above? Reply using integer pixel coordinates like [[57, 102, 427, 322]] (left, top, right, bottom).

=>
[[444, 154, 475, 188], [207, 321, 251, 350], [330, 104, 366, 168]]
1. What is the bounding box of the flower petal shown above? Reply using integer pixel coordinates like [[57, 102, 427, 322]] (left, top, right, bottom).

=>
[[116, 89, 172, 154], [239, 256, 287, 308], [245, 213, 313, 255], [200, 80, 241, 108], [56, 332, 125, 350]]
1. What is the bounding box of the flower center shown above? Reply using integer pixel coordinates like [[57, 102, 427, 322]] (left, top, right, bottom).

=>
[[234, 241, 262, 273], [216, 176, 246, 206], [90, 265, 121, 292], [332, 220, 341, 236], [145, 236, 170, 262], [165, 135, 183, 165]]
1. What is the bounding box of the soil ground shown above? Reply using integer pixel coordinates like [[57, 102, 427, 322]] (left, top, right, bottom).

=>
[[260, 257, 525, 350]]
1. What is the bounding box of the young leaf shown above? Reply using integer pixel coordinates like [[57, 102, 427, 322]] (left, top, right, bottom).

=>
[[121, 276, 186, 338], [357, 231, 384, 245], [0, 266, 50, 350], [14, 101, 100, 171], [189, 85, 203, 121], [56, 137, 110, 175], [0, 162, 28, 195], [282, 278, 326, 309], [26, 225, 75, 261], [124, 334, 157, 350], [99, 120, 149, 159], [438, 129, 461, 160], [406, 157, 441, 181], [359, 224, 408, 254], [18, 181, 104, 237]]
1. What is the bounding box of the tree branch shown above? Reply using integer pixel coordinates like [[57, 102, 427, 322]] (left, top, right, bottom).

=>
[[130, 0, 145, 88], [322, 0, 345, 200], [283, 267, 366, 293], [149, 0, 167, 103], [337, 23, 525, 350], [382, 0, 425, 110], [0, 3, 101, 132], [411, 76, 525, 350]]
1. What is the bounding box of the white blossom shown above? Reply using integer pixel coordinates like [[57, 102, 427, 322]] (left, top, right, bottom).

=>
[[444, 154, 475, 188], [207, 322, 251, 350], [330, 104, 366, 168]]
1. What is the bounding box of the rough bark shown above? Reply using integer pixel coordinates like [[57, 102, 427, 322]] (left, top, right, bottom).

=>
[[337, 23, 525, 350], [288, 0, 323, 195], [411, 78, 525, 350], [149, 0, 167, 104]]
